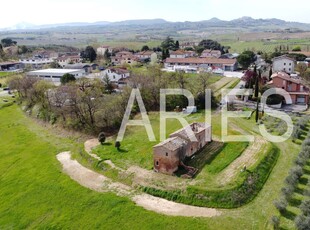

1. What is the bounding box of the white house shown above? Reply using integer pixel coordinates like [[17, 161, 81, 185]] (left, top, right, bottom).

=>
[[20, 57, 55, 69], [102, 68, 130, 83], [56, 55, 82, 67], [27, 69, 85, 84], [272, 55, 295, 74]]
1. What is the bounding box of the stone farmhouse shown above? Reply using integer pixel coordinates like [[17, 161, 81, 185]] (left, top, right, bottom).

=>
[[153, 122, 212, 175]]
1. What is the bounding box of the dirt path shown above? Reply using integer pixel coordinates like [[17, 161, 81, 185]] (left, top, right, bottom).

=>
[[217, 136, 268, 185], [84, 139, 102, 161], [56, 151, 221, 217]]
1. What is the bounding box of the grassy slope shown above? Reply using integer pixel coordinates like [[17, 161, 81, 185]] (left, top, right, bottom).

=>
[[0, 105, 214, 229], [0, 105, 301, 229]]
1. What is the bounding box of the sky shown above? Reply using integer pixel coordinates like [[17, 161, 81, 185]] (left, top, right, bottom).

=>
[[1, 0, 310, 28]]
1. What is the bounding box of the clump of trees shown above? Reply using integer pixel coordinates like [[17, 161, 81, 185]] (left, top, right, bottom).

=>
[[197, 39, 226, 54], [237, 51, 256, 69], [81, 46, 97, 62], [61, 73, 76, 85], [1, 38, 17, 47], [273, 120, 310, 229]]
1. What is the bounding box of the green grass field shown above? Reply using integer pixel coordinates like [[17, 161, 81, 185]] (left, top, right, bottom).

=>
[[0, 103, 302, 229]]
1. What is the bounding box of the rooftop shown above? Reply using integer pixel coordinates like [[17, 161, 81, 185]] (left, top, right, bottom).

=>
[[166, 57, 237, 65], [153, 136, 188, 151], [28, 69, 83, 74]]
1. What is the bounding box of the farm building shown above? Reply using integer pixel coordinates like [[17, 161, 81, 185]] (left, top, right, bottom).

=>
[[153, 122, 212, 175]]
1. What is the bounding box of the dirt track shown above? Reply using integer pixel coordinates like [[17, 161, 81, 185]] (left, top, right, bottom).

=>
[[57, 151, 221, 217]]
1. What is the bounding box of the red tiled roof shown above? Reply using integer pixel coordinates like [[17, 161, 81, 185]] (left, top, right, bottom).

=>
[[271, 72, 302, 84], [165, 57, 237, 65]]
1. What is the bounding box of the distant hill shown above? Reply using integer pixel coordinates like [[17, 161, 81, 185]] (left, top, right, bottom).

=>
[[1, 17, 310, 32]]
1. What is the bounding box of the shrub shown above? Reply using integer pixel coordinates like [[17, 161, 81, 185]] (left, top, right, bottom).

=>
[[300, 200, 310, 216], [270, 216, 280, 230], [281, 185, 295, 200], [98, 132, 106, 145], [295, 215, 310, 230], [274, 199, 288, 214], [115, 141, 121, 150]]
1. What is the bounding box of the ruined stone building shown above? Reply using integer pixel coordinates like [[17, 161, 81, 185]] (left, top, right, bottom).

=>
[[153, 122, 212, 175]]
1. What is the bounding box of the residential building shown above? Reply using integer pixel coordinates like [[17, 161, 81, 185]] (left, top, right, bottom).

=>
[[268, 72, 309, 104], [19, 57, 54, 69], [0, 61, 23, 71], [179, 42, 198, 49], [97, 45, 113, 56], [272, 55, 295, 74], [200, 49, 222, 58], [111, 51, 138, 65], [153, 122, 212, 175], [56, 55, 81, 67], [27, 69, 85, 84], [165, 57, 238, 72], [135, 51, 157, 61], [102, 67, 130, 83], [169, 50, 187, 59]]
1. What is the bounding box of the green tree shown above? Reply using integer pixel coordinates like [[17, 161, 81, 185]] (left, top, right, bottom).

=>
[[198, 39, 224, 53], [255, 69, 260, 98], [161, 36, 176, 51], [175, 40, 180, 50], [237, 51, 256, 69], [1, 38, 17, 47], [49, 61, 61, 68], [61, 73, 76, 85], [141, 45, 150, 51], [292, 46, 301, 52], [269, 67, 273, 81], [102, 74, 114, 94], [81, 46, 97, 62]]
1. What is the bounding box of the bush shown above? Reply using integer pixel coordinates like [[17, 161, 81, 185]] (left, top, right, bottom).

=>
[[281, 185, 295, 200], [295, 215, 310, 230], [274, 199, 288, 214], [300, 200, 310, 216], [98, 132, 106, 145], [271, 216, 280, 230], [115, 141, 121, 150]]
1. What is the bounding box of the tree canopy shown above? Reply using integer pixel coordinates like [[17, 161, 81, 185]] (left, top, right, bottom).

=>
[[61, 73, 76, 85], [81, 46, 97, 62], [198, 39, 225, 54], [237, 51, 256, 69], [1, 38, 17, 47]]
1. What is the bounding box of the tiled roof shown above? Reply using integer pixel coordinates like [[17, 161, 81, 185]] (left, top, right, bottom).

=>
[[153, 136, 188, 151], [165, 57, 237, 65], [271, 72, 302, 84]]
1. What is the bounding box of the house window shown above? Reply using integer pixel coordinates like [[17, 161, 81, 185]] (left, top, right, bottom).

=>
[[113, 75, 115, 79], [289, 68, 291, 71], [284, 63, 286, 65], [156, 161, 159, 166], [166, 152, 169, 157]]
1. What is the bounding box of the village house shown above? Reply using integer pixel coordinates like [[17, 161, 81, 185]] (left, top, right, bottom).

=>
[[200, 49, 222, 58], [19, 56, 55, 69], [165, 57, 238, 72], [179, 42, 198, 49], [153, 122, 212, 175], [111, 51, 139, 65], [134, 50, 157, 62], [268, 72, 309, 104], [169, 50, 196, 59], [97, 45, 113, 56], [32, 50, 59, 59], [56, 55, 82, 67], [102, 67, 130, 83], [272, 55, 295, 74]]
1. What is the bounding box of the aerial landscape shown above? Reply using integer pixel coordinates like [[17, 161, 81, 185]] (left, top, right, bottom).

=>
[[1, 0, 310, 229]]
